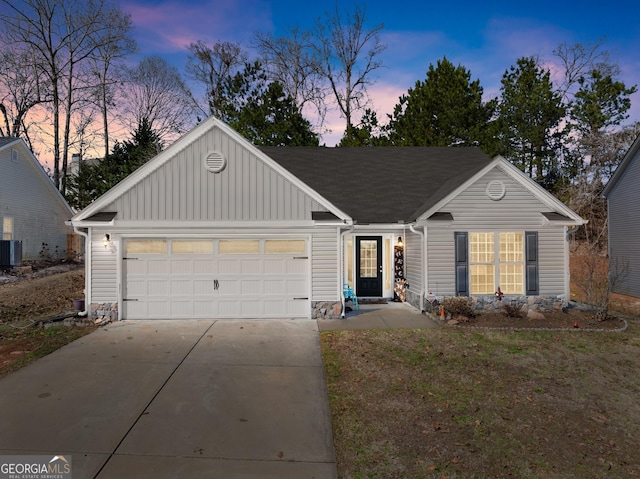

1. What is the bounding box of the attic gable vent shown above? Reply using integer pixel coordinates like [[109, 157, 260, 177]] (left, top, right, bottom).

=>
[[486, 180, 506, 201], [11, 149, 18, 163], [204, 151, 226, 173]]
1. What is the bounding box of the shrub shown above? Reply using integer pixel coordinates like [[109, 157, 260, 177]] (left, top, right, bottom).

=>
[[442, 297, 475, 319], [502, 302, 523, 318]]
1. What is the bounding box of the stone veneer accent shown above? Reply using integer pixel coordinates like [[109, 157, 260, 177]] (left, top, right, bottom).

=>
[[90, 302, 118, 324], [419, 294, 566, 314], [311, 301, 343, 319]]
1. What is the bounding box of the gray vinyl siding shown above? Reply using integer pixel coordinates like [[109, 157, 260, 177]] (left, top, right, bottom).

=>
[[426, 166, 567, 297], [607, 147, 640, 297], [90, 229, 118, 302], [0, 142, 73, 260], [312, 227, 339, 301], [405, 229, 423, 294], [105, 126, 324, 222]]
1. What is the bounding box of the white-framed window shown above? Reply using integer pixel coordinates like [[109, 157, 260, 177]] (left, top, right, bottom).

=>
[[171, 240, 214, 254], [125, 239, 167, 254], [219, 239, 260, 254], [2, 217, 13, 240], [264, 239, 306, 254], [469, 232, 524, 295]]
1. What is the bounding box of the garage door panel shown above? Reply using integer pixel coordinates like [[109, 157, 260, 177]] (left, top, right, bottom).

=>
[[148, 280, 170, 296], [241, 259, 262, 273], [264, 279, 284, 294], [170, 301, 193, 317], [241, 279, 262, 295], [218, 300, 241, 316], [125, 260, 147, 275], [287, 259, 308, 274], [194, 260, 217, 274], [147, 260, 170, 274], [170, 280, 192, 295], [264, 259, 286, 274], [288, 301, 309, 316], [148, 301, 170, 317], [126, 280, 147, 296], [287, 279, 307, 296], [193, 301, 215, 316], [240, 300, 262, 316], [193, 280, 214, 295], [171, 260, 193, 274], [219, 260, 241, 274]]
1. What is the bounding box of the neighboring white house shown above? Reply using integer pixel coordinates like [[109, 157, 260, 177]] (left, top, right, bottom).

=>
[[0, 137, 74, 263], [602, 133, 640, 298], [70, 116, 585, 322]]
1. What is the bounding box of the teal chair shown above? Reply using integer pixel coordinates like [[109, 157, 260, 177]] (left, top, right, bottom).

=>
[[343, 283, 359, 310]]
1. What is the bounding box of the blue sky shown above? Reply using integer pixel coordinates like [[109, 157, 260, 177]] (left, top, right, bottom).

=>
[[121, 0, 639, 145], [13, 0, 640, 148]]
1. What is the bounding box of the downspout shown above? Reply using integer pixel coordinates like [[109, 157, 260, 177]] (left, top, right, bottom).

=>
[[339, 225, 354, 318], [72, 225, 90, 317], [409, 223, 425, 312]]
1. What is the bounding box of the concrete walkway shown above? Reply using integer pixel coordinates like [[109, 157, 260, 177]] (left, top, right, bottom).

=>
[[318, 301, 442, 331], [0, 320, 337, 478]]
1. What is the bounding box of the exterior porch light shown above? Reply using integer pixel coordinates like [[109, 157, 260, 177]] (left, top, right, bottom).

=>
[[103, 233, 111, 249], [397, 236, 403, 248]]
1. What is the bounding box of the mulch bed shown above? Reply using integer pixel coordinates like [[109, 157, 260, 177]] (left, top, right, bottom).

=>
[[447, 308, 627, 331]]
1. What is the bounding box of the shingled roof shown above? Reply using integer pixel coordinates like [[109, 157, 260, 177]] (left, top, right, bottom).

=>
[[259, 146, 494, 224]]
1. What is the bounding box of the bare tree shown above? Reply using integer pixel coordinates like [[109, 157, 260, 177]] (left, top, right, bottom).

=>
[[117, 56, 197, 143], [254, 26, 327, 128], [312, 3, 385, 132], [553, 39, 617, 101], [0, 0, 136, 191], [87, 8, 137, 158], [0, 47, 48, 140], [186, 40, 248, 118]]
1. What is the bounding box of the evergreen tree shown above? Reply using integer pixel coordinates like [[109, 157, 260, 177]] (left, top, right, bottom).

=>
[[229, 81, 319, 146], [66, 118, 163, 210], [385, 57, 497, 151], [497, 57, 566, 188]]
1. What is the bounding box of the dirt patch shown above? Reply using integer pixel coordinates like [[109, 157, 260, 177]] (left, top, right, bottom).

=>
[[0, 266, 93, 378]]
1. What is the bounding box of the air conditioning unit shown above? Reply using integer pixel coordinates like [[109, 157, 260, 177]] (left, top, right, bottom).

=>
[[0, 240, 22, 266]]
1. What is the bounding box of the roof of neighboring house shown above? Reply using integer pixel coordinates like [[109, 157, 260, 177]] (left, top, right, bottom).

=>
[[0, 137, 20, 148], [259, 146, 494, 224], [602, 133, 640, 198]]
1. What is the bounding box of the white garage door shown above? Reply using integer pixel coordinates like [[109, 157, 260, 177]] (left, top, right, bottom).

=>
[[123, 238, 309, 319]]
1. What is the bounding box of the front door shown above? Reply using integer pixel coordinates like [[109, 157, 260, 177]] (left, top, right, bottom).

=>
[[356, 236, 383, 297]]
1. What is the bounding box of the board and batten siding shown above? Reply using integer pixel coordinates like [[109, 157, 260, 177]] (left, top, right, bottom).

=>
[[0, 143, 73, 260], [312, 227, 339, 301], [104, 126, 324, 222], [607, 147, 640, 297], [426, 166, 568, 297]]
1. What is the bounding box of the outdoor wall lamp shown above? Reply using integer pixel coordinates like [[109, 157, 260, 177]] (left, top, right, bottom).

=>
[[103, 233, 111, 249], [397, 236, 404, 248]]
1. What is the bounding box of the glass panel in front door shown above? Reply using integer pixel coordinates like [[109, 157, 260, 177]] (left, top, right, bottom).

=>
[[359, 240, 378, 278]]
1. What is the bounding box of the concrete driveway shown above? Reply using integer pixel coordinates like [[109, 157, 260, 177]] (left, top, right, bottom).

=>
[[0, 320, 337, 478]]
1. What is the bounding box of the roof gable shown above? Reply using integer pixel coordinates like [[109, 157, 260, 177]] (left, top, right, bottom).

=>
[[72, 117, 347, 223], [0, 138, 73, 216], [602, 133, 640, 198], [417, 157, 584, 225]]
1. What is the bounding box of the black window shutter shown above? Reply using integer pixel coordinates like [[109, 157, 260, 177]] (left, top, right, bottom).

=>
[[454, 232, 469, 296], [525, 231, 539, 295]]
